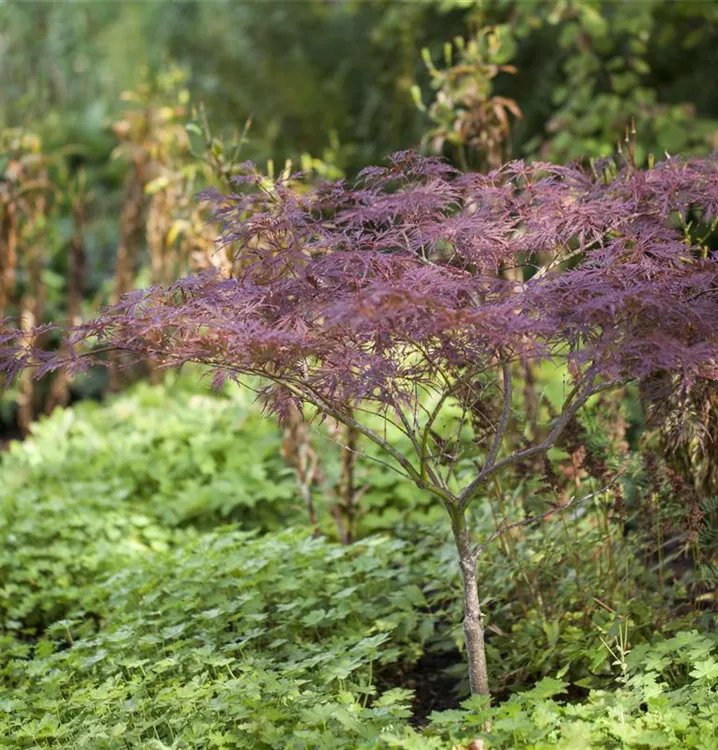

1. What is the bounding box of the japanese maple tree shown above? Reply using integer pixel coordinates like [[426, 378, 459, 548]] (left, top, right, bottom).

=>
[[3, 151, 718, 695]]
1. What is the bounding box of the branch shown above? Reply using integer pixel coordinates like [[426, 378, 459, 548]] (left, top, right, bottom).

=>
[[472, 480, 619, 561], [441, 400, 472, 487], [16, 336, 453, 504], [349, 401, 417, 443], [458, 374, 618, 511], [419, 384, 458, 483], [391, 395, 425, 462], [482, 360, 512, 476], [318, 421, 416, 483], [261, 374, 454, 504]]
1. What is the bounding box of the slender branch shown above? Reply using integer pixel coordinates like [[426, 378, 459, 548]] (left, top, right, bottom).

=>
[[458, 375, 618, 511], [482, 360, 512, 476], [472, 480, 619, 561], [391, 396, 424, 460], [347, 401, 417, 442], [317, 422, 415, 483], [442, 399, 471, 487], [260, 374, 454, 504], [421, 371, 490, 486], [419, 385, 456, 482], [526, 237, 603, 283]]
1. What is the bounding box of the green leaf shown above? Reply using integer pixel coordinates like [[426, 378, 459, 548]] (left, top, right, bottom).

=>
[[690, 658, 718, 682]]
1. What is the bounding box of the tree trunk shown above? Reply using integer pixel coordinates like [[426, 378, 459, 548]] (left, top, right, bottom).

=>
[[451, 511, 490, 696]]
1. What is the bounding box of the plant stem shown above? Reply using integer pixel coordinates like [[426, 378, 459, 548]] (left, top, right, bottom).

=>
[[449, 505, 490, 696]]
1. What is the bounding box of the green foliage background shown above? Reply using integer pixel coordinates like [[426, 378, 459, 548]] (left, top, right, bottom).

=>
[[3, 1, 718, 170]]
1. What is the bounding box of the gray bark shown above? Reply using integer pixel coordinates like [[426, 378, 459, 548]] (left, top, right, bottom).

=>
[[452, 513, 489, 696]]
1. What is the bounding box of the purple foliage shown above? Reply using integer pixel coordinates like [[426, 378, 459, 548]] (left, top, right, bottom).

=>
[[2, 151, 717, 416]]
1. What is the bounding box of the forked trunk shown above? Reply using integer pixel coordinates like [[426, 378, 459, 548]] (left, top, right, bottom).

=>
[[451, 511, 490, 696]]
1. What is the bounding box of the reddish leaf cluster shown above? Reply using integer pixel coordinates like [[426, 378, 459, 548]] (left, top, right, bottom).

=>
[[2, 151, 717, 418]]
